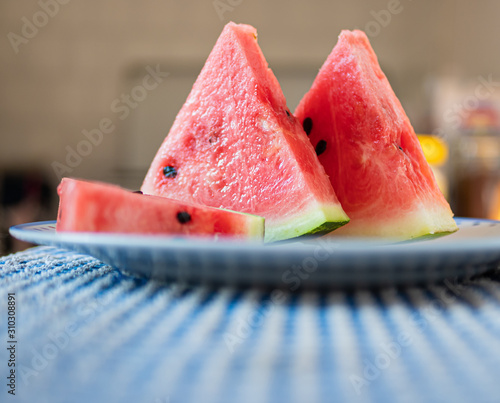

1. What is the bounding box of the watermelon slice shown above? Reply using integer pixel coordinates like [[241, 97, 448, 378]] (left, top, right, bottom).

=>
[[56, 178, 264, 240], [141, 22, 349, 242], [295, 30, 458, 239]]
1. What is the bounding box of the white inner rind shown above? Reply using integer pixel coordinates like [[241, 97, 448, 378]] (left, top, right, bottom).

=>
[[244, 214, 265, 241], [265, 202, 350, 243], [328, 203, 458, 240]]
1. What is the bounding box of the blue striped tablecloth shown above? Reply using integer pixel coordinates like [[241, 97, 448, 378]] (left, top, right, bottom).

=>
[[1, 246, 500, 403]]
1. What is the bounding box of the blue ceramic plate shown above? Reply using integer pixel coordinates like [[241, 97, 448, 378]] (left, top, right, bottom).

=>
[[9, 218, 500, 288]]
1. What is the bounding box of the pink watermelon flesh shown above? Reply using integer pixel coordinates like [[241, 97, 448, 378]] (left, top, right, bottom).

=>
[[56, 178, 264, 240], [141, 22, 349, 242], [295, 30, 457, 239]]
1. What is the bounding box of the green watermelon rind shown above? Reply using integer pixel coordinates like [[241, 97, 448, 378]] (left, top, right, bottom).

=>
[[397, 229, 458, 244], [265, 203, 350, 243]]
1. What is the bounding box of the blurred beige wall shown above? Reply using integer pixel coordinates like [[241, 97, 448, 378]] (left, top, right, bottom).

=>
[[1, 0, 500, 189]]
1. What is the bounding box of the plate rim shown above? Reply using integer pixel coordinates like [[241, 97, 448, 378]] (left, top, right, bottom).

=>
[[8, 217, 500, 256], [8, 218, 500, 287]]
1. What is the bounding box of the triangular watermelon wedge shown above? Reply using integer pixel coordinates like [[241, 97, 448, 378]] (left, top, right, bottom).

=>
[[57, 178, 264, 240], [142, 22, 349, 242], [295, 30, 458, 239]]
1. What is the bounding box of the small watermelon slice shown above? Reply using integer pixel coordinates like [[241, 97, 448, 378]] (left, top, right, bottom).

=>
[[295, 30, 458, 239], [56, 178, 264, 240], [141, 22, 349, 242]]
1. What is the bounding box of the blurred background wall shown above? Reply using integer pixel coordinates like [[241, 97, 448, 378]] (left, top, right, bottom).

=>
[[1, 0, 500, 252]]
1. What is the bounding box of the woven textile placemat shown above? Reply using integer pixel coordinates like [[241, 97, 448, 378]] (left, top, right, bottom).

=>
[[1, 246, 500, 403]]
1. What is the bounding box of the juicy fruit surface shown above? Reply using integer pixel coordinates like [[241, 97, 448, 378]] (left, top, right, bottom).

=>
[[295, 30, 457, 239], [57, 178, 264, 240], [142, 22, 348, 242]]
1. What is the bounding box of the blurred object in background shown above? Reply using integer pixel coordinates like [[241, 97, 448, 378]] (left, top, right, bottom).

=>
[[0, 169, 55, 255], [454, 100, 500, 219], [418, 134, 450, 199], [455, 130, 500, 219], [431, 73, 500, 219]]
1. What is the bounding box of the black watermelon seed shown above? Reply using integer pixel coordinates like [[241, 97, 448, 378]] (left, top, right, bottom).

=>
[[163, 165, 177, 178], [315, 140, 327, 156], [303, 117, 313, 135], [176, 211, 191, 224], [286, 110, 291, 117], [133, 190, 143, 194], [398, 145, 404, 151]]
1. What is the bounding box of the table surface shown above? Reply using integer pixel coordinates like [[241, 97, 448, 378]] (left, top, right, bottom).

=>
[[1, 246, 500, 403]]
